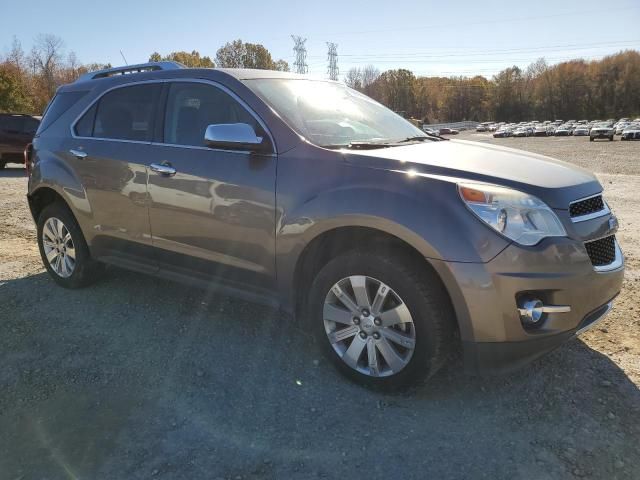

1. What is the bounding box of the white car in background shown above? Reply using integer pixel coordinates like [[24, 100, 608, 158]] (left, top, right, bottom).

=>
[[573, 126, 590, 136], [615, 123, 630, 135], [621, 124, 640, 140]]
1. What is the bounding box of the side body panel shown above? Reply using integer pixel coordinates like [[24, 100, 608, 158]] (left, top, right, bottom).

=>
[[147, 143, 277, 293], [273, 142, 512, 315]]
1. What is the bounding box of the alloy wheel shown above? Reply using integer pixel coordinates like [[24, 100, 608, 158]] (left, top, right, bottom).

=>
[[42, 217, 76, 278], [323, 275, 416, 377]]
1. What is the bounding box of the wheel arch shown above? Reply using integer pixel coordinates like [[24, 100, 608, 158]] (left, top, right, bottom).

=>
[[289, 225, 461, 338], [28, 186, 68, 218]]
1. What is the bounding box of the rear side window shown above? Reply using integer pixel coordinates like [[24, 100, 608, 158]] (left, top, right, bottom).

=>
[[74, 104, 97, 137], [91, 84, 162, 141], [37, 91, 88, 134]]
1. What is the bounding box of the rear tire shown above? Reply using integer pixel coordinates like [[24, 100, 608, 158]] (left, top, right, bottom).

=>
[[37, 202, 103, 288], [307, 250, 455, 390], [609, 136, 614, 141], [590, 137, 594, 142], [0, 162, 5, 169]]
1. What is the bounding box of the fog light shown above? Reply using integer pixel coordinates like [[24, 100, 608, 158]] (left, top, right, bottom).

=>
[[517, 299, 571, 326], [518, 299, 545, 325]]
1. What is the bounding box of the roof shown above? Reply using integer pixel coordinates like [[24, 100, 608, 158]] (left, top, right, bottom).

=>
[[214, 68, 325, 81]]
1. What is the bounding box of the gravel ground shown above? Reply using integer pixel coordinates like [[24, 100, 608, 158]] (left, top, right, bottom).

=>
[[1, 133, 639, 480]]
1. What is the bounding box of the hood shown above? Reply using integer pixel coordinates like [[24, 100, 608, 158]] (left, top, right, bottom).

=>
[[344, 139, 601, 209]]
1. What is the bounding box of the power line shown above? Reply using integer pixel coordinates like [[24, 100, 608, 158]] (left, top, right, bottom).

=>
[[327, 42, 338, 80], [291, 35, 308, 74], [295, 40, 640, 61]]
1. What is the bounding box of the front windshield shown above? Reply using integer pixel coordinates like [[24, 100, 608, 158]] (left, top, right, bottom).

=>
[[245, 79, 426, 147]]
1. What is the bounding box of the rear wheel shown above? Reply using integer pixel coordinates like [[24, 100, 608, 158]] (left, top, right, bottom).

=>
[[308, 250, 454, 389], [37, 202, 103, 288]]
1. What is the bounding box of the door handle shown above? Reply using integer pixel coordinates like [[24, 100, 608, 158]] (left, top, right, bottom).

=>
[[69, 149, 88, 159], [149, 162, 176, 176]]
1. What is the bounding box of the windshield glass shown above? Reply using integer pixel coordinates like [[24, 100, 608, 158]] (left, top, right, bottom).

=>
[[245, 79, 426, 147]]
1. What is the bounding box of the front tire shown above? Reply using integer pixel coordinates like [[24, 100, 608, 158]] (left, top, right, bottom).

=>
[[37, 202, 103, 288], [308, 250, 454, 389]]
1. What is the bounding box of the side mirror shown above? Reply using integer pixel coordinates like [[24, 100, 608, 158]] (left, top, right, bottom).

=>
[[204, 123, 269, 152]]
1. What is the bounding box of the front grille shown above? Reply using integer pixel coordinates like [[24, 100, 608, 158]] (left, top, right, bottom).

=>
[[584, 235, 616, 266], [570, 195, 605, 218]]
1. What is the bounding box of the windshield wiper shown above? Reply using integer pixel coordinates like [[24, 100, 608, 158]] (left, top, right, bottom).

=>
[[399, 133, 448, 142], [323, 141, 394, 150]]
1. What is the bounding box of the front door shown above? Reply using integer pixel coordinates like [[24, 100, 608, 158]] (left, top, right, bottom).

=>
[[147, 81, 277, 294]]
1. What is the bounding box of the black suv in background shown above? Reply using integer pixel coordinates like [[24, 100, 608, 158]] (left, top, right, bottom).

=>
[[0, 113, 40, 168]]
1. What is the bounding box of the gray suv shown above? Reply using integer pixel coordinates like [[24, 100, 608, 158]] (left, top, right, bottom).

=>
[[27, 62, 624, 388]]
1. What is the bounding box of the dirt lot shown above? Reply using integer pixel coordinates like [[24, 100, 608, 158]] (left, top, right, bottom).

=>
[[1, 134, 639, 479]]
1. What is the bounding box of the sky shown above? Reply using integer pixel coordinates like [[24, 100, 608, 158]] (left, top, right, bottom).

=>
[[2, 0, 640, 78]]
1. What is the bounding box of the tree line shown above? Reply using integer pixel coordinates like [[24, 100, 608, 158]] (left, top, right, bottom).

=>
[[1, 34, 639, 122], [346, 51, 640, 122]]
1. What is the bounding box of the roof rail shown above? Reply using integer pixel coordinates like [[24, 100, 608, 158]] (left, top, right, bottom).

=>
[[75, 61, 185, 82]]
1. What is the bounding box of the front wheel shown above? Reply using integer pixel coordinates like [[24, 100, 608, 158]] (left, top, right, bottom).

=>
[[37, 202, 103, 288], [308, 251, 454, 389]]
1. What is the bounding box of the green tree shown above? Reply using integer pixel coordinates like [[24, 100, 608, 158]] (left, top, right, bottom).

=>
[[216, 39, 288, 70], [0, 63, 33, 112], [148, 50, 214, 68]]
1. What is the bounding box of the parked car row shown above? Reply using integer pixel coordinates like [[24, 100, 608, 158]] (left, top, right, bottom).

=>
[[486, 117, 640, 141]]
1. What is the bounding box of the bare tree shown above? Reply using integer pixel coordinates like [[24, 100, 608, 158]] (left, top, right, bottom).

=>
[[344, 67, 362, 89], [7, 36, 26, 74], [361, 65, 380, 89], [29, 34, 65, 97]]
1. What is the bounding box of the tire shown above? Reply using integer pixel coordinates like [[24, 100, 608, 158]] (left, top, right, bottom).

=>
[[37, 202, 103, 288], [307, 250, 455, 390], [0, 162, 5, 170], [590, 137, 594, 142], [609, 136, 614, 141]]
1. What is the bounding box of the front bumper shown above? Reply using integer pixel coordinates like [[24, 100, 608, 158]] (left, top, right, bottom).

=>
[[591, 132, 612, 138], [430, 234, 624, 375], [462, 298, 615, 374]]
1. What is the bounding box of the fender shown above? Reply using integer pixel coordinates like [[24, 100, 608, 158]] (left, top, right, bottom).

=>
[[28, 145, 91, 222], [275, 179, 510, 315]]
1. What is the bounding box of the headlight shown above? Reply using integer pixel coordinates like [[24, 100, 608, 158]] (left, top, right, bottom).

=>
[[458, 182, 567, 246]]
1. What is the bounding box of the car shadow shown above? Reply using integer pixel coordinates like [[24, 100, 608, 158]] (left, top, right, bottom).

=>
[[0, 166, 26, 178], [0, 268, 638, 479]]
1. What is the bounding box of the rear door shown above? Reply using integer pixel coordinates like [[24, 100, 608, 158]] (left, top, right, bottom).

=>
[[67, 83, 162, 267], [146, 80, 277, 295]]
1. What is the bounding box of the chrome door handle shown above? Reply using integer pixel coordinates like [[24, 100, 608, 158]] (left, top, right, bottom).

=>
[[149, 162, 176, 176], [69, 149, 87, 159]]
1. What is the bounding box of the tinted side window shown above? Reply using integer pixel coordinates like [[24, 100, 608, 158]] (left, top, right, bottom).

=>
[[24, 118, 40, 135], [94, 84, 162, 141], [164, 82, 258, 147], [37, 91, 88, 134], [75, 104, 97, 137], [1, 116, 25, 132]]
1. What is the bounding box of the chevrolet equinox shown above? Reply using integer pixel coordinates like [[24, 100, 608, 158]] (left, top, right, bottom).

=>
[[27, 62, 624, 388]]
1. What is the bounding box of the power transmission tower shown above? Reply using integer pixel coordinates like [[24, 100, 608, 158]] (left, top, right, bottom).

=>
[[291, 35, 308, 74], [327, 42, 338, 80]]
